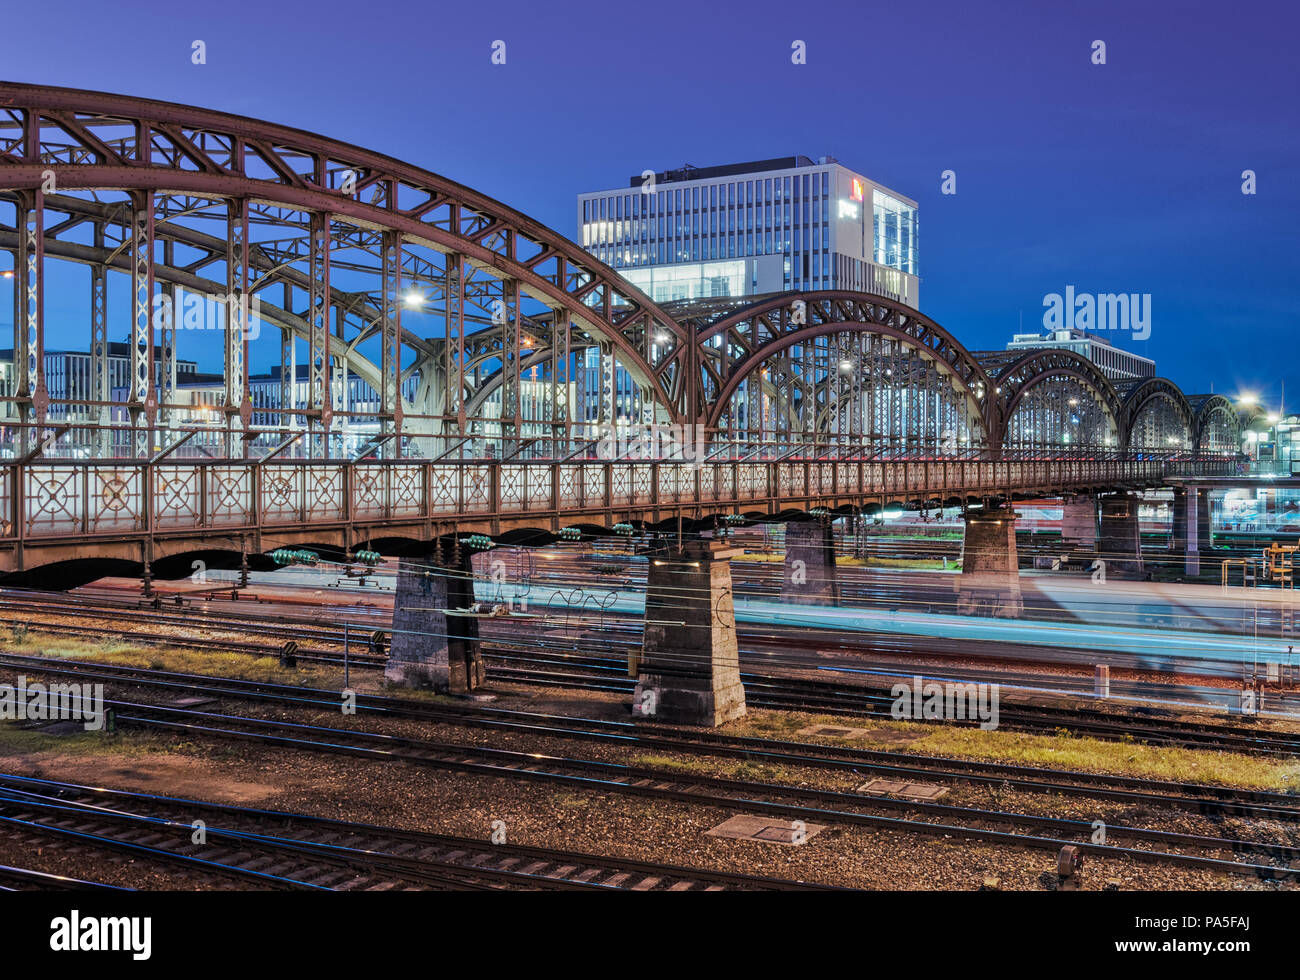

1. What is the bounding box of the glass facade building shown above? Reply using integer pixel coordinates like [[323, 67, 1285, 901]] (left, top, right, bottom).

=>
[[576, 156, 919, 306]]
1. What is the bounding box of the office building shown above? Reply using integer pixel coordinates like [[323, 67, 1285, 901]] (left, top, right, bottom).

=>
[[1005, 329, 1155, 382], [576, 156, 919, 306]]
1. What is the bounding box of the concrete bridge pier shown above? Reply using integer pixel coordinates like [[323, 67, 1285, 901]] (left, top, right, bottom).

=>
[[385, 543, 485, 693], [633, 538, 747, 727], [1172, 487, 1202, 576], [1060, 495, 1099, 550], [782, 520, 839, 605], [1099, 492, 1145, 580], [955, 505, 1023, 617], [1199, 490, 1213, 552]]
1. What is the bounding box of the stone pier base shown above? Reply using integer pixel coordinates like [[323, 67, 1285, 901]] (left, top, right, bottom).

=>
[[1060, 495, 1099, 550], [1099, 492, 1145, 580], [955, 506, 1023, 617], [1172, 487, 1201, 576], [782, 520, 839, 606], [385, 547, 485, 693], [633, 538, 746, 727]]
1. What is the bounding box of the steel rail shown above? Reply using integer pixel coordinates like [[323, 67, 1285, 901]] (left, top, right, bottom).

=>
[[0, 773, 834, 892], [100, 700, 1300, 882]]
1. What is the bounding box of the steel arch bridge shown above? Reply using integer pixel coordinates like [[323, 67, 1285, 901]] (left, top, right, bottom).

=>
[[0, 82, 1241, 576]]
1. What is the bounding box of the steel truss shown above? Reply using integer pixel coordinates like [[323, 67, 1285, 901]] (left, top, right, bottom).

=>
[[0, 82, 1236, 466]]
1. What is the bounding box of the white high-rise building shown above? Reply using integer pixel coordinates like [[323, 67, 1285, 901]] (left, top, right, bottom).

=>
[[576, 155, 919, 306], [1005, 329, 1155, 382]]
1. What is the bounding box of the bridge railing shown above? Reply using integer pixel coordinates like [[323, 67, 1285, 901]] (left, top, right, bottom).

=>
[[0, 454, 1241, 546]]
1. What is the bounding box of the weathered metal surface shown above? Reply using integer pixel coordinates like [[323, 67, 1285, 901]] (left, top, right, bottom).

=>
[[0, 455, 1236, 573]]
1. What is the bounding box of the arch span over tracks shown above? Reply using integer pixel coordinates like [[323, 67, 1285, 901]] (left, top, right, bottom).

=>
[[0, 80, 693, 461], [0, 82, 1236, 461], [0, 83, 1242, 576]]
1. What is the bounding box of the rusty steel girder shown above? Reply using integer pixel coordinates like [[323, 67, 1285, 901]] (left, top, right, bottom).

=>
[[0, 81, 693, 427], [0, 454, 1241, 575], [0, 82, 1236, 461]]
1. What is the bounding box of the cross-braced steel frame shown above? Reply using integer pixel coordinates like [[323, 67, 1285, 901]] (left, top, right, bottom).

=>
[[0, 81, 1236, 466]]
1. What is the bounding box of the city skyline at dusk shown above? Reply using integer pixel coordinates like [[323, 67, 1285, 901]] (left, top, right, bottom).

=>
[[0, 0, 1294, 409]]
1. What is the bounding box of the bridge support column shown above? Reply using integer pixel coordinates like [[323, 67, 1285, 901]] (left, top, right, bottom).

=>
[[1099, 492, 1144, 580], [1172, 487, 1201, 576], [385, 546, 484, 693], [782, 520, 839, 605], [1060, 495, 1098, 550], [956, 506, 1023, 617], [1199, 490, 1213, 551], [633, 539, 746, 727]]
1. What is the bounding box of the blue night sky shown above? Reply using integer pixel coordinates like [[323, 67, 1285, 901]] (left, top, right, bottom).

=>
[[2, 0, 1296, 410]]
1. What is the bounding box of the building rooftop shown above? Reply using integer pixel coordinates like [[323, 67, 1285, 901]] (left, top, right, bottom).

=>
[[0, 343, 197, 362], [625, 156, 825, 188]]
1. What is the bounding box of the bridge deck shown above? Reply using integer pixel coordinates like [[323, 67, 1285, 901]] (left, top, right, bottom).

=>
[[1, 456, 1236, 574]]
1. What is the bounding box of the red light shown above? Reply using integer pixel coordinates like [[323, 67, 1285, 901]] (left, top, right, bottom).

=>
[[851, 179, 864, 202]]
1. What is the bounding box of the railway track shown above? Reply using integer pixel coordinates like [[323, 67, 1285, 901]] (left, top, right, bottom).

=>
[[3, 599, 1300, 755], [0, 774, 821, 892], [0, 863, 129, 891], [483, 653, 1300, 756], [4, 651, 1298, 823], [86, 698, 1300, 882], [2, 594, 1286, 726], [6, 653, 1300, 882]]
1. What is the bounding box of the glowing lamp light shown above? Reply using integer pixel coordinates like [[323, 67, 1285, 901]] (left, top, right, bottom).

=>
[[1, 270, 12, 279], [403, 291, 425, 308], [1239, 392, 1258, 405]]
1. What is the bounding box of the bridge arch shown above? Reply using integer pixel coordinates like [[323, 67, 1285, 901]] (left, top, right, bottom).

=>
[[1188, 394, 1241, 454], [982, 348, 1123, 451], [1117, 378, 1194, 450], [683, 292, 995, 450], [0, 81, 693, 461]]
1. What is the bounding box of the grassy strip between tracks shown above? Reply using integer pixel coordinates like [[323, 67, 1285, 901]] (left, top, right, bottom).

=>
[[0, 722, 217, 763], [734, 553, 960, 571], [732, 710, 1300, 793], [0, 628, 343, 687]]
